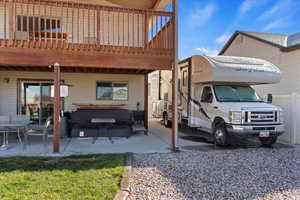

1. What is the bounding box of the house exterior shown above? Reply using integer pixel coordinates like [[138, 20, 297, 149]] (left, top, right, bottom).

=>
[[219, 30, 300, 144], [0, 0, 179, 152]]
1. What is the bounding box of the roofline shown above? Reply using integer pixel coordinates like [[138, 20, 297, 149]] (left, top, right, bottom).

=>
[[179, 57, 192, 65], [219, 31, 300, 55], [282, 43, 300, 52]]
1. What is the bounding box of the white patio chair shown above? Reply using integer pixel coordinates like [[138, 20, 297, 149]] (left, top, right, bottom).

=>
[[23, 118, 52, 150], [9, 115, 31, 145], [0, 116, 10, 146]]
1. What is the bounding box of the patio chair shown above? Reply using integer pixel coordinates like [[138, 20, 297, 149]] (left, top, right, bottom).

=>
[[23, 118, 52, 150], [0, 116, 10, 146], [10, 115, 31, 145]]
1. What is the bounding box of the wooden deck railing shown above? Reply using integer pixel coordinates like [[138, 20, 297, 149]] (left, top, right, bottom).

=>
[[0, 0, 174, 53]]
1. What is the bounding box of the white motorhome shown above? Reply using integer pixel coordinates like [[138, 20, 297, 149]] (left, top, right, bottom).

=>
[[163, 55, 285, 146]]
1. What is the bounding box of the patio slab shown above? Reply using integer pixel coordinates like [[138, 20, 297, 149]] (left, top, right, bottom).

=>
[[0, 119, 207, 157], [0, 133, 171, 157]]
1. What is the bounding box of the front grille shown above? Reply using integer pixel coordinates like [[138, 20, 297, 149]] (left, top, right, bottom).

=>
[[253, 127, 275, 131], [245, 111, 277, 123]]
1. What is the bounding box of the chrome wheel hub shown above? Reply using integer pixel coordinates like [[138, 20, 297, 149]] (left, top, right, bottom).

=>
[[215, 129, 224, 143]]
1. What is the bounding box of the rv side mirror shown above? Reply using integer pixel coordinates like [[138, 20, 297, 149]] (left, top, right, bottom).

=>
[[267, 94, 273, 103]]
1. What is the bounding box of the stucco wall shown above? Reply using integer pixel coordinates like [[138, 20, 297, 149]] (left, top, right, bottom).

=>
[[0, 71, 145, 115], [223, 34, 300, 96]]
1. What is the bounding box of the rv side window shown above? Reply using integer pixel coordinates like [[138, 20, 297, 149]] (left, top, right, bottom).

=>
[[201, 86, 213, 103]]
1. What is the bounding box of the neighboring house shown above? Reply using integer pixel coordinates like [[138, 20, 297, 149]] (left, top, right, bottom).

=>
[[0, 0, 177, 152], [219, 31, 300, 96], [219, 30, 300, 144]]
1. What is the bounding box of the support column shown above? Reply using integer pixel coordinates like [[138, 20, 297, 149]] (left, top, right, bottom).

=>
[[172, 0, 178, 151], [144, 74, 149, 130], [53, 63, 61, 153]]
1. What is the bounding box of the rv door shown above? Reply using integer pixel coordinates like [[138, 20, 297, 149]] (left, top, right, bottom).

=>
[[197, 86, 214, 130]]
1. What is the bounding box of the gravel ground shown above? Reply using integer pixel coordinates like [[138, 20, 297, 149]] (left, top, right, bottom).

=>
[[128, 145, 300, 200]]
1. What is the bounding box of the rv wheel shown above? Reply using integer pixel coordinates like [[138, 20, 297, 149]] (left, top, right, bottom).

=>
[[213, 123, 229, 146], [163, 113, 171, 128], [260, 137, 277, 147]]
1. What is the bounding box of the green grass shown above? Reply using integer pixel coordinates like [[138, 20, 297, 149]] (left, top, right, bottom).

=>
[[0, 154, 125, 200]]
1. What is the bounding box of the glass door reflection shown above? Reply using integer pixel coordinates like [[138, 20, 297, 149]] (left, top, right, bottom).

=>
[[20, 82, 54, 124]]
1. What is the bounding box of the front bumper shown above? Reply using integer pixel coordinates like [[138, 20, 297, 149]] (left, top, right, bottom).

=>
[[225, 124, 285, 138]]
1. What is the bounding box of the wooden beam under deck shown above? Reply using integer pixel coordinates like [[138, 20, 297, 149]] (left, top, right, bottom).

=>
[[0, 47, 172, 71], [0, 66, 154, 74]]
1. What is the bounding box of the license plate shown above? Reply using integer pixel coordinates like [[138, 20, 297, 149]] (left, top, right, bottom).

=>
[[260, 131, 270, 137]]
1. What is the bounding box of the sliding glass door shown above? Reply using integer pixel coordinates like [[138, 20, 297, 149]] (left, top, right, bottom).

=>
[[19, 81, 54, 124]]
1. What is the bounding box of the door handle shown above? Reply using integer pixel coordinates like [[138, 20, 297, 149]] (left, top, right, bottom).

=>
[[213, 106, 218, 109]]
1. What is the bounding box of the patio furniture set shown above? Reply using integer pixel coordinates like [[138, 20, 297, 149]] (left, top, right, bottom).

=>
[[70, 109, 147, 141], [0, 115, 52, 151], [0, 109, 147, 151]]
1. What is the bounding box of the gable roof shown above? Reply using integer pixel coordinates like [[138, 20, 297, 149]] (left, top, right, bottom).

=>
[[219, 31, 300, 55]]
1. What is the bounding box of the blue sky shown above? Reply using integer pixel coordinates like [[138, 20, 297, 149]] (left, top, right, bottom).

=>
[[178, 0, 300, 59]]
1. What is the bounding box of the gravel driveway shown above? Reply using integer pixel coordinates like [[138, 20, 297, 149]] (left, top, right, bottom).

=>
[[128, 146, 300, 200]]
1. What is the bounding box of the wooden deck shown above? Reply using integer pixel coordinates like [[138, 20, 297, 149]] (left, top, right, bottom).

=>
[[0, 0, 174, 71]]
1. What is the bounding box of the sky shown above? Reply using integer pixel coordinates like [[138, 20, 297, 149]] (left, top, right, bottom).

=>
[[178, 0, 300, 59]]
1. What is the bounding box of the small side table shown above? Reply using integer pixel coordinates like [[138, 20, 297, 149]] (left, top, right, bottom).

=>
[[91, 118, 116, 143]]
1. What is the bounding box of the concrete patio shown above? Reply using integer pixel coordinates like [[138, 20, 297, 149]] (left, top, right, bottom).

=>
[[0, 119, 205, 157]]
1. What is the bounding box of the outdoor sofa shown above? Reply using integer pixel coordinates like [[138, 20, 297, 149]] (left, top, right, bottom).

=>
[[70, 109, 134, 138]]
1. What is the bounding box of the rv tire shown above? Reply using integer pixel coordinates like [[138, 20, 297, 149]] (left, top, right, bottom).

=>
[[213, 122, 229, 146]]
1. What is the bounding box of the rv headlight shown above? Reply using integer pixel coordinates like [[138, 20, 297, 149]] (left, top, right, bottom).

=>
[[229, 111, 242, 123]]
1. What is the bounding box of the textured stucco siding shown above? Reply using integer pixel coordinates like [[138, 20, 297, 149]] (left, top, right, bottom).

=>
[[0, 71, 145, 115]]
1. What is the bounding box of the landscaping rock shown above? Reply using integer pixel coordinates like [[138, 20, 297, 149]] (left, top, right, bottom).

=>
[[128, 145, 300, 200]]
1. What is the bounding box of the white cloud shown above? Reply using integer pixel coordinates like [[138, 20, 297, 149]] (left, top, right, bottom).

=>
[[258, 0, 294, 20], [194, 48, 219, 56], [239, 0, 253, 14], [262, 18, 289, 31], [239, 0, 268, 14], [190, 3, 217, 26], [215, 33, 231, 45]]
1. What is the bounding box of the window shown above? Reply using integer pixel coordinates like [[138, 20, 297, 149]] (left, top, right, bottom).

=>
[[96, 82, 128, 101], [214, 85, 262, 102], [201, 86, 213, 103], [17, 16, 61, 32]]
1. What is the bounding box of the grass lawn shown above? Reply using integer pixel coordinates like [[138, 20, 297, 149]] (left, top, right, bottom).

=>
[[0, 154, 125, 200]]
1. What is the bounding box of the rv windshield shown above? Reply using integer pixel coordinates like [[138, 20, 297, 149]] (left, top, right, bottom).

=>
[[214, 85, 263, 102]]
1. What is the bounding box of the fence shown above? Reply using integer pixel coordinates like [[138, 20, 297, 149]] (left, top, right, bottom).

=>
[[272, 93, 300, 144]]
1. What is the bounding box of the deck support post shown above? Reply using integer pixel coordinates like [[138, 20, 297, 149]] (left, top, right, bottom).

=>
[[53, 62, 61, 153], [144, 74, 149, 130], [171, 0, 178, 151], [8, 0, 16, 45]]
